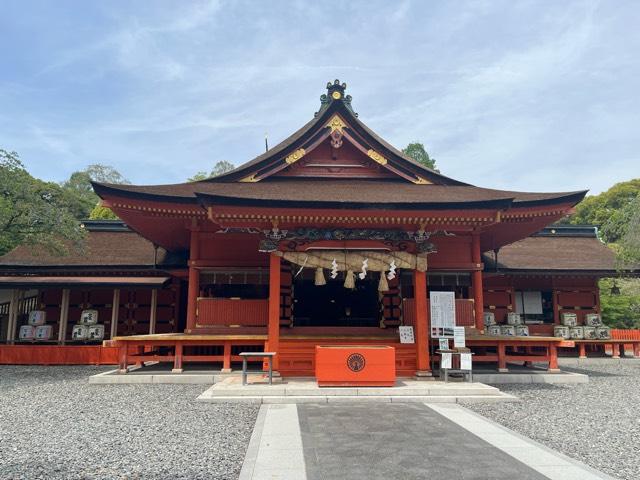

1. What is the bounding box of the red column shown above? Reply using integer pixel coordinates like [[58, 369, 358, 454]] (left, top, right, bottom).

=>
[[414, 269, 431, 375], [548, 343, 559, 371], [497, 342, 507, 372], [222, 341, 232, 372], [186, 229, 200, 332], [268, 252, 281, 371], [471, 234, 485, 331]]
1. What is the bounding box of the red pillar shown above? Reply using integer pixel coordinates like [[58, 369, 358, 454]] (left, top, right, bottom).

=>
[[414, 269, 431, 376], [548, 343, 559, 371], [222, 341, 232, 372], [471, 233, 485, 331], [268, 252, 281, 371], [186, 229, 200, 332]]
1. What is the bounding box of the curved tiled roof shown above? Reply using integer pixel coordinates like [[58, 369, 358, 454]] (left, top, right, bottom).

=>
[[93, 179, 586, 209]]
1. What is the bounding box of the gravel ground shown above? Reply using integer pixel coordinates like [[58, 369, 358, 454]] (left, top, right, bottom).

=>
[[466, 362, 640, 480], [0, 366, 259, 480]]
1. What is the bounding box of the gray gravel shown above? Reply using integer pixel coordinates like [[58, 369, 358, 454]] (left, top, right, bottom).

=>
[[0, 366, 259, 480], [466, 362, 640, 480]]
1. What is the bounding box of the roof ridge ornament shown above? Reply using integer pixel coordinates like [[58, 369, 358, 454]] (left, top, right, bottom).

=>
[[315, 79, 358, 117]]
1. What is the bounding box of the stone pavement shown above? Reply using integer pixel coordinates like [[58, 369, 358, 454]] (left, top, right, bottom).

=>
[[239, 403, 612, 480]]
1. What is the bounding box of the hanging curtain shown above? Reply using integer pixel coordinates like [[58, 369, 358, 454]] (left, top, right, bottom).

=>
[[277, 250, 427, 272]]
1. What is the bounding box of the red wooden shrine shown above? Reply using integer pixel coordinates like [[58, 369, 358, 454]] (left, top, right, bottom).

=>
[[1, 80, 637, 371]]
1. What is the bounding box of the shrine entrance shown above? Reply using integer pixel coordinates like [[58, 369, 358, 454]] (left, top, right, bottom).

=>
[[292, 276, 380, 327]]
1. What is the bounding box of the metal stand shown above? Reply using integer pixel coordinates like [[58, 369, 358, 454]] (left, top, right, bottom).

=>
[[240, 352, 276, 385], [437, 350, 474, 382]]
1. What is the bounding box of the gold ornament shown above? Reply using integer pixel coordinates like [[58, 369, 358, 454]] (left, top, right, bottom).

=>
[[239, 174, 259, 183], [413, 176, 432, 185], [367, 149, 388, 165], [331, 91, 341, 100], [325, 115, 347, 134], [285, 148, 306, 164]]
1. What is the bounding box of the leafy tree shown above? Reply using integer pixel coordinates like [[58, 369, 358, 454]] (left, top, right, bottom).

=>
[[188, 160, 235, 181], [61, 164, 129, 220], [565, 179, 640, 242], [89, 204, 119, 220], [599, 278, 640, 328], [616, 195, 640, 268], [402, 142, 439, 172], [0, 149, 85, 256]]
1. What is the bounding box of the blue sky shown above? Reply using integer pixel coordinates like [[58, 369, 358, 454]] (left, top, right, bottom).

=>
[[1, 0, 638, 194]]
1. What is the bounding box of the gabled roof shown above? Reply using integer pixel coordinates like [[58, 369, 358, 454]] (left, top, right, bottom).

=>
[[90, 81, 589, 251], [189, 80, 467, 186]]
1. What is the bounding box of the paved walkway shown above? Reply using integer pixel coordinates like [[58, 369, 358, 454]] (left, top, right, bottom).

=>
[[240, 403, 612, 480]]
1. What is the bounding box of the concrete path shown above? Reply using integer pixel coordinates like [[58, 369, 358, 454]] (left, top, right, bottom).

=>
[[239, 403, 612, 480]]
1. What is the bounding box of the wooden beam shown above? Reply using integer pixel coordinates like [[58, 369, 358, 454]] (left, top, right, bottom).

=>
[[413, 270, 431, 375], [110, 289, 120, 340], [268, 252, 281, 371], [7, 289, 22, 345], [472, 234, 484, 331], [58, 289, 70, 344], [186, 228, 201, 332], [6, 289, 18, 344], [149, 289, 158, 334]]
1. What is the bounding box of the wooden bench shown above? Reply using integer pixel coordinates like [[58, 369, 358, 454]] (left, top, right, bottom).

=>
[[239, 352, 276, 385]]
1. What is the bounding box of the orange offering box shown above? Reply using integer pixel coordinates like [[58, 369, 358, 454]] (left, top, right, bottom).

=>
[[315, 345, 396, 387]]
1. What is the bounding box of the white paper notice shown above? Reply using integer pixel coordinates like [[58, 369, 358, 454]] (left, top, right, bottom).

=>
[[439, 338, 449, 351], [453, 326, 466, 348], [398, 326, 415, 344], [430, 291, 456, 338], [460, 353, 472, 371], [441, 352, 452, 369]]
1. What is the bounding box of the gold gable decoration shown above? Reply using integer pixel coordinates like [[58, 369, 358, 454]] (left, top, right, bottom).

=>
[[325, 115, 347, 134], [239, 174, 259, 183], [285, 148, 306, 164], [413, 176, 432, 185], [366, 149, 388, 166]]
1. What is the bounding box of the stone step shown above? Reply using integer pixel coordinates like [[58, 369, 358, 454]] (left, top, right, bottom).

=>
[[201, 384, 502, 397], [197, 393, 518, 404]]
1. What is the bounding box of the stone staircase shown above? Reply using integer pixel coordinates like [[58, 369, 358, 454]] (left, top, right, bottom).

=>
[[196, 377, 517, 404]]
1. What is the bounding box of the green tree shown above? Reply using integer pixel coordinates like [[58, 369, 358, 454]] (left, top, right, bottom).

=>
[[402, 142, 439, 172], [188, 160, 235, 181], [566, 179, 640, 242], [599, 278, 640, 328], [88, 204, 119, 220], [616, 195, 640, 268], [0, 149, 85, 256], [61, 164, 129, 220]]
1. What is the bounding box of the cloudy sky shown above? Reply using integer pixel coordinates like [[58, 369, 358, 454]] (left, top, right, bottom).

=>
[[1, 0, 638, 194]]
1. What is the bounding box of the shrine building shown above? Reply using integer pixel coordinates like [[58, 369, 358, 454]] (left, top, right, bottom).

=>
[[0, 80, 629, 373]]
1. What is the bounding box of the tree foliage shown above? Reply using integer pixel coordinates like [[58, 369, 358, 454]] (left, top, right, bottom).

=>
[[89, 204, 119, 220], [60, 164, 130, 219], [402, 142, 439, 172], [599, 278, 640, 328], [188, 160, 235, 181], [616, 195, 640, 268], [566, 179, 640, 243], [0, 149, 85, 256]]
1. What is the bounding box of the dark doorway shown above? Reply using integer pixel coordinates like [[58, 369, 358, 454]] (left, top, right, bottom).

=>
[[293, 278, 380, 327]]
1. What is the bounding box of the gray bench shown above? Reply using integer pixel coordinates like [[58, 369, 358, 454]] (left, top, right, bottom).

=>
[[239, 352, 276, 385]]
